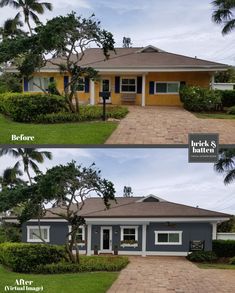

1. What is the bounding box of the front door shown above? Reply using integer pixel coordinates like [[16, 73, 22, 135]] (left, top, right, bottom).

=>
[[101, 227, 112, 252], [100, 79, 111, 103]]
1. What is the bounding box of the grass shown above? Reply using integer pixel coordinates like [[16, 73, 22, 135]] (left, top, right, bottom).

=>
[[0, 114, 117, 144], [197, 263, 235, 270], [0, 265, 118, 293], [194, 113, 235, 119]]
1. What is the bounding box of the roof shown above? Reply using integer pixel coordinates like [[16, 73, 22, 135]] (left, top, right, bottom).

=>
[[7, 45, 228, 73], [35, 195, 230, 219]]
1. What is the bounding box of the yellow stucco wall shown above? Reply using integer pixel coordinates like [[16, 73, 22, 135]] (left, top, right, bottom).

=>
[[30, 71, 211, 106]]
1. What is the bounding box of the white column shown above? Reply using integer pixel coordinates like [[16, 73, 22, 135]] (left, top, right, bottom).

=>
[[90, 80, 95, 105], [212, 222, 217, 240], [87, 224, 92, 255], [211, 74, 215, 90], [142, 224, 147, 257], [141, 74, 146, 107]]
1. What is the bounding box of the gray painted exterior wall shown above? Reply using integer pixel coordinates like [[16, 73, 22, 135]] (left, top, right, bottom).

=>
[[23, 221, 213, 253]]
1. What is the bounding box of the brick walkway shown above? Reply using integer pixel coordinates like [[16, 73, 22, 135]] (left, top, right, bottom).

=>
[[106, 106, 235, 144], [107, 256, 235, 293]]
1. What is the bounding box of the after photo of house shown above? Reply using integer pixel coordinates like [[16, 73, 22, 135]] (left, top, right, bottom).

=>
[[0, 148, 235, 292]]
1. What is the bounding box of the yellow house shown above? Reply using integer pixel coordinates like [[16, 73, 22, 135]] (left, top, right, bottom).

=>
[[21, 45, 228, 107]]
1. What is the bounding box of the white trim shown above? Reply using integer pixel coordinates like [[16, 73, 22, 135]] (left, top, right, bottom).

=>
[[142, 224, 147, 257], [155, 81, 180, 95], [211, 223, 217, 240], [211, 75, 215, 90], [87, 224, 92, 256], [27, 226, 50, 243], [3, 219, 19, 223], [101, 251, 188, 256], [154, 231, 183, 245], [28, 219, 68, 222], [120, 77, 137, 93], [136, 195, 166, 203], [90, 80, 95, 105], [120, 226, 138, 241], [120, 243, 138, 248], [141, 74, 146, 107], [100, 226, 112, 253], [68, 225, 85, 245]]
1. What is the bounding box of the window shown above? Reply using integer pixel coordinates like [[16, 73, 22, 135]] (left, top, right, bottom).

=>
[[28, 77, 50, 92], [75, 77, 85, 92], [121, 78, 136, 93], [155, 82, 180, 94], [102, 79, 110, 92], [69, 226, 85, 244], [120, 226, 138, 244], [155, 231, 182, 245], [27, 226, 50, 243]]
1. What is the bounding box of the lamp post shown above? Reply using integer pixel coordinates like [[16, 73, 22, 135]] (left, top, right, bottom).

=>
[[99, 91, 111, 121]]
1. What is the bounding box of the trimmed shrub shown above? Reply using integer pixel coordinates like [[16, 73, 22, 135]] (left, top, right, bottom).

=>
[[0, 93, 67, 122], [180, 86, 221, 112], [35, 106, 129, 123], [227, 105, 235, 115], [212, 240, 235, 257], [0, 243, 66, 273], [219, 90, 235, 107], [187, 251, 218, 263], [229, 256, 235, 265], [33, 256, 129, 274]]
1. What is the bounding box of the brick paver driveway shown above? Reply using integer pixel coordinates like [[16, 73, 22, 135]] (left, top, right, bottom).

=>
[[108, 256, 235, 293], [106, 106, 235, 144]]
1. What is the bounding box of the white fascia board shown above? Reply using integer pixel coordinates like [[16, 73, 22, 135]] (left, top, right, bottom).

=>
[[28, 219, 68, 222]]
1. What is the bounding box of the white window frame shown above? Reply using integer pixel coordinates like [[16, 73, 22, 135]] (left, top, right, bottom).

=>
[[154, 231, 183, 245], [120, 226, 138, 247], [27, 226, 50, 243], [76, 77, 85, 92], [155, 81, 180, 95], [120, 77, 137, 93], [28, 77, 50, 92], [68, 225, 85, 246]]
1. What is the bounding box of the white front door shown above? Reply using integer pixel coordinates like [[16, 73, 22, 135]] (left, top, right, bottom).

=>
[[100, 79, 111, 103], [101, 227, 112, 252]]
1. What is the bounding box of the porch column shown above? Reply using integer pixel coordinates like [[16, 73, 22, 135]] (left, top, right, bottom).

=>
[[87, 224, 92, 255], [212, 222, 217, 240], [90, 80, 95, 105], [141, 74, 146, 107], [142, 224, 147, 257], [211, 74, 215, 90]]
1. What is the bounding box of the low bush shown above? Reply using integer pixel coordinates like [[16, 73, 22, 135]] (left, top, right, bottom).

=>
[[180, 86, 221, 112], [219, 90, 235, 107], [35, 106, 129, 123], [187, 251, 218, 263], [33, 256, 129, 274], [227, 105, 235, 115], [229, 256, 235, 265], [0, 243, 66, 273], [212, 240, 235, 257], [0, 223, 21, 243], [0, 93, 67, 122]]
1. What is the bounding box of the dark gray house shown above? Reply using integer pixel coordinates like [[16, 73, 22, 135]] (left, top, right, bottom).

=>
[[5, 195, 230, 256]]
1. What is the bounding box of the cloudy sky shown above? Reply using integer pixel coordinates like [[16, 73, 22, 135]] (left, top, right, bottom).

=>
[[0, 0, 235, 65], [0, 148, 234, 214]]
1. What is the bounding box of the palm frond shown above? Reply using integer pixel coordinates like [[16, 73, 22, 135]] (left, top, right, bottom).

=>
[[29, 160, 40, 174], [29, 10, 40, 24], [0, 148, 20, 158], [0, 0, 11, 8], [222, 19, 235, 34], [224, 169, 235, 185], [41, 2, 52, 11]]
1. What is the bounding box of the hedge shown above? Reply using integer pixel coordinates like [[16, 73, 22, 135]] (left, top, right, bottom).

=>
[[0, 93, 67, 122], [212, 240, 235, 257], [186, 251, 217, 263], [33, 256, 129, 274], [0, 243, 66, 273], [218, 90, 235, 107], [227, 105, 235, 115], [229, 256, 235, 265], [180, 86, 221, 112]]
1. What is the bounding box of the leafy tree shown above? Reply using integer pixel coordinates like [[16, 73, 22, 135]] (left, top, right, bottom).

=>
[[0, 148, 52, 185], [217, 216, 235, 232], [214, 148, 235, 184], [0, 72, 22, 93], [0, 0, 53, 35], [0, 161, 116, 263], [0, 223, 21, 243], [214, 67, 235, 83], [212, 0, 235, 35]]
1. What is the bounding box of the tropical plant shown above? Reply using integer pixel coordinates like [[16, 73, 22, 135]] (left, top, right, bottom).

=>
[[0, 16, 25, 40], [212, 0, 235, 35], [0, 0, 53, 35], [214, 149, 235, 184], [0, 148, 52, 185]]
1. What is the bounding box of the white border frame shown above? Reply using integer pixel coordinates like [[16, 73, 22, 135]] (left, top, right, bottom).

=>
[[68, 225, 86, 246], [100, 226, 113, 253], [27, 226, 50, 243], [120, 226, 138, 247], [120, 77, 137, 94], [155, 81, 180, 95], [154, 231, 183, 245], [28, 77, 50, 93]]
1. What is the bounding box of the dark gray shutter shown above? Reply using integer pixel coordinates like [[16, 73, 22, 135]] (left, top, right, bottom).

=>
[[115, 76, 120, 93], [24, 77, 29, 92], [85, 78, 90, 93], [137, 76, 142, 94], [64, 76, 69, 91], [180, 81, 186, 89], [149, 81, 155, 94]]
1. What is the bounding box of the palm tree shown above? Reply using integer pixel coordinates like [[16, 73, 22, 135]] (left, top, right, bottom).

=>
[[0, 0, 53, 35], [0, 167, 24, 187], [0, 148, 52, 185], [0, 16, 25, 39], [212, 0, 235, 35], [214, 149, 235, 184]]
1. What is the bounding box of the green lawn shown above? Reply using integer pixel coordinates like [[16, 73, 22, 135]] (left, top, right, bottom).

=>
[[0, 265, 118, 293], [197, 263, 235, 270], [0, 115, 117, 144], [195, 113, 235, 120]]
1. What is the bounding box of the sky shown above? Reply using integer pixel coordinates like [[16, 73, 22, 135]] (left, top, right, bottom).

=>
[[0, 0, 235, 65], [0, 148, 234, 215]]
